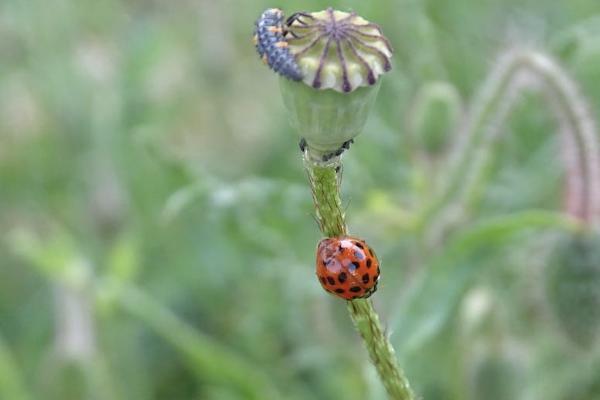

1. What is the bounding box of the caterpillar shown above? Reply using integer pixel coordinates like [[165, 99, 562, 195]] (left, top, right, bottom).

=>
[[253, 8, 303, 81]]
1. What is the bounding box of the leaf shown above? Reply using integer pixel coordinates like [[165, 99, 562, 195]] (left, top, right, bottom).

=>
[[390, 211, 580, 355]]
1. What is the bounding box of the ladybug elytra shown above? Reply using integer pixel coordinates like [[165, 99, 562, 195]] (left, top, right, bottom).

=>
[[316, 236, 380, 300]]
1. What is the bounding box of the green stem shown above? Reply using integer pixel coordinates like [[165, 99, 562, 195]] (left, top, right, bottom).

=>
[[418, 49, 600, 231], [304, 157, 347, 237], [0, 333, 31, 400], [348, 299, 415, 400], [304, 153, 415, 400]]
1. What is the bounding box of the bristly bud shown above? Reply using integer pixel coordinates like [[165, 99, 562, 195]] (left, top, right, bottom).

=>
[[545, 232, 600, 348], [285, 8, 393, 93], [279, 8, 393, 161]]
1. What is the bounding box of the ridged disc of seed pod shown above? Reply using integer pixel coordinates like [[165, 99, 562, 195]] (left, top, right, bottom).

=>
[[278, 8, 393, 161], [285, 8, 392, 93], [545, 232, 600, 348]]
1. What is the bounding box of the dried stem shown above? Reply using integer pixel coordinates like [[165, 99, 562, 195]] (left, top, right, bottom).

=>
[[303, 152, 415, 400]]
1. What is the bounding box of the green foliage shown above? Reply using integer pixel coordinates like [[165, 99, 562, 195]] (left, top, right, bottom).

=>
[[471, 357, 519, 400], [410, 81, 461, 154]]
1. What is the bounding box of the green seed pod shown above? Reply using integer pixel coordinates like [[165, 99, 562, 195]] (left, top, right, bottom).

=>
[[279, 8, 393, 161], [409, 81, 461, 155], [280, 79, 380, 158], [545, 232, 600, 348]]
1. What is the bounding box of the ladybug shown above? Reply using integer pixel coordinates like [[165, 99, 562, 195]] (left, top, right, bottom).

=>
[[316, 236, 380, 300]]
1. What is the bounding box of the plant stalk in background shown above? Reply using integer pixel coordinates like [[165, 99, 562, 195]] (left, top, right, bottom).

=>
[[421, 49, 600, 234]]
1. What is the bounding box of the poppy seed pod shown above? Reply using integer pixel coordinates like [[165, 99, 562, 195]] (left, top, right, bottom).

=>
[[277, 8, 393, 161]]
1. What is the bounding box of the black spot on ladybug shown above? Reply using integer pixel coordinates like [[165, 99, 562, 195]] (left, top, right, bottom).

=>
[[335, 288, 345, 294], [350, 286, 361, 293], [355, 242, 364, 249], [338, 272, 347, 283], [362, 273, 370, 284], [351, 261, 360, 271], [366, 258, 372, 268], [326, 276, 335, 285]]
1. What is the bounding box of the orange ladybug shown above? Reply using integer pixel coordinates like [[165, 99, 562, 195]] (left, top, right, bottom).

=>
[[316, 236, 380, 300]]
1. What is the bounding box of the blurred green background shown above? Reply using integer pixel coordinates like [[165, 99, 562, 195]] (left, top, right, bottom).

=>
[[1, 0, 600, 399]]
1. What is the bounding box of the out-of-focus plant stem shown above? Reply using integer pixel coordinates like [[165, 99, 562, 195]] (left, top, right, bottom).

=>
[[419, 49, 600, 232], [304, 154, 415, 400], [0, 334, 30, 400], [111, 283, 285, 400]]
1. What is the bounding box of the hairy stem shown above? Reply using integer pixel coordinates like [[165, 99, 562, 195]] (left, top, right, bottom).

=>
[[527, 52, 600, 226], [420, 49, 600, 232], [304, 153, 415, 400], [347, 299, 415, 400], [304, 156, 347, 237]]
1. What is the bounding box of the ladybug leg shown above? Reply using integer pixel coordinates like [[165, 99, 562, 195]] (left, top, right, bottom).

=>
[[284, 11, 319, 40], [286, 11, 313, 27], [286, 13, 302, 26]]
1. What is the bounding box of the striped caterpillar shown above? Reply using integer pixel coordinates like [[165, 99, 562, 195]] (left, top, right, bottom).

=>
[[253, 8, 303, 81]]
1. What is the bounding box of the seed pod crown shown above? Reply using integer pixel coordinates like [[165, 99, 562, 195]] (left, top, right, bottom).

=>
[[285, 8, 393, 93]]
